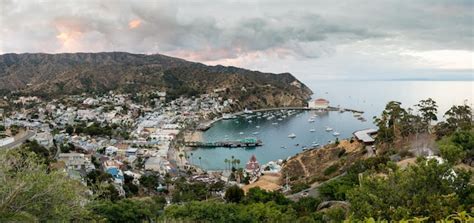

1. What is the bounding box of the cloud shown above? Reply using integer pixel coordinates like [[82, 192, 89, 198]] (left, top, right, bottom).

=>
[[128, 19, 141, 29], [0, 0, 472, 79]]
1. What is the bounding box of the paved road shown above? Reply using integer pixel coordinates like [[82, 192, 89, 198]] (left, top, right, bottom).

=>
[[286, 172, 347, 201], [0, 131, 35, 149]]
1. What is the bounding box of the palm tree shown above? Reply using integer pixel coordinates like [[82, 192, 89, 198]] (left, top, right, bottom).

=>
[[179, 153, 184, 166], [231, 155, 235, 168], [236, 159, 240, 168], [224, 158, 229, 171], [198, 156, 202, 167], [231, 160, 236, 171], [190, 152, 194, 165]]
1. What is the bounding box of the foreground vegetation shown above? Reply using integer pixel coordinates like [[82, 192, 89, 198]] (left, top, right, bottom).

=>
[[0, 100, 472, 222]]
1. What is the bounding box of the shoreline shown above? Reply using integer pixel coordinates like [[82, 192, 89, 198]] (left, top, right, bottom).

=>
[[182, 106, 366, 171]]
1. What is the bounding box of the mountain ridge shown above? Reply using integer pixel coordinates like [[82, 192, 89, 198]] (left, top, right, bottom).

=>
[[0, 52, 312, 109]]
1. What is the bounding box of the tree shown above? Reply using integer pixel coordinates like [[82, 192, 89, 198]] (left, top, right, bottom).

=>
[[374, 101, 409, 143], [179, 153, 184, 166], [415, 98, 438, 132], [198, 156, 202, 167], [224, 185, 245, 203], [444, 105, 472, 132], [89, 196, 166, 222], [437, 130, 474, 164], [139, 174, 158, 190], [348, 159, 472, 221], [224, 158, 229, 171], [439, 144, 465, 164], [0, 149, 88, 221]]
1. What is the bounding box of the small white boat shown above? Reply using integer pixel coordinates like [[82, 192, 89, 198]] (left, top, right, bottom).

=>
[[253, 132, 259, 135], [333, 132, 340, 136], [288, 133, 296, 138], [222, 114, 233, 119], [239, 132, 244, 135], [309, 129, 316, 132], [308, 118, 315, 122], [272, 122, 278, 125], [256, 126, 260, 128], [277, 118, 283, 121], [326, 127, 333, 132], [248, 120, 253, 123]]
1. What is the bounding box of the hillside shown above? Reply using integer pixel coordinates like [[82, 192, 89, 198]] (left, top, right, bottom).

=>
[[0, 52, 312, 109]]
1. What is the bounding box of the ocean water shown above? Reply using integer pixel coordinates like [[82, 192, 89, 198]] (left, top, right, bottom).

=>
[[190, 81, 473, 170]]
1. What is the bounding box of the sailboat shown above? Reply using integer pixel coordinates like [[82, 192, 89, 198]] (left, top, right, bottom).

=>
[[288, 133, 296, 138]]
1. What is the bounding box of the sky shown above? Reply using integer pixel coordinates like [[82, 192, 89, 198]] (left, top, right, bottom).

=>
[[1, 0, 473, 81]]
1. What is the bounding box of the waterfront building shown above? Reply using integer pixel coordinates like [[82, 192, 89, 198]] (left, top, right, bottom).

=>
[[308, 98, 330, 109], [245, 154, 260, 175]]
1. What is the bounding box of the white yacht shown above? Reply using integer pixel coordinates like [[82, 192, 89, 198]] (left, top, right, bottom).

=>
[[326, 127, 333, 132], [288, 133, 296, 138], [333, 131, 340, 136], [309, 129, 316, 132]]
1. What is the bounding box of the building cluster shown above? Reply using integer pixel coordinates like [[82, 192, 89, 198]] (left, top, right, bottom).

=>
[[1, 89, 237, 196]]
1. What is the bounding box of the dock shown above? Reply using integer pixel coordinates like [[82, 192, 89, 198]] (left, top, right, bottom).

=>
[[186, 138, 263, 148]]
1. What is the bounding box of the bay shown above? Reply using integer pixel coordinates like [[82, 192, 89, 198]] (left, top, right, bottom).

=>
[[190, 81, 473, 170]]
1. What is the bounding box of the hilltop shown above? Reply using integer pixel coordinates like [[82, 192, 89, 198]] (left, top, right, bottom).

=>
[[0, 52, 312, 109]]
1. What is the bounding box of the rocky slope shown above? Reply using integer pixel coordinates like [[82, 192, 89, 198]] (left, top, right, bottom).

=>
[[0, 52, 312, 108]]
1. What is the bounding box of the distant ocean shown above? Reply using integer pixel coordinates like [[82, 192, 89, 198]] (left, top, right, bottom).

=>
[[190, 81, 473, 170], [305, 80, 474, 120]]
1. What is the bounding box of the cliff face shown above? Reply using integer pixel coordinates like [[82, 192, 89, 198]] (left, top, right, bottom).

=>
[[0, 52, 312, 108]]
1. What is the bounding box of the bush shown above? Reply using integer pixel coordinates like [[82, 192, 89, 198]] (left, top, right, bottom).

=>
[[323, 163, 339, 176], [291, 182, 310, 194], [224, 185, 244, 203]]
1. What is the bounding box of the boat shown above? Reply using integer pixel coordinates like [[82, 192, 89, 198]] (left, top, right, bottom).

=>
[[222, 114, 233, 119], [288, 133, 296, 138], [333, 132, 340, 136], [308, 118, 315, 122], [244, 108, 253, 114], [325, 127, 333, 132], [272, 122, 278, 125], [277, 118, 283, 121], [281, 146, 287, 149], [309, 129, 316, 132], [256, 126, 260, 128], [248, 120, 253, 123], [239, 132, 244, 135], [253, 132, 259, 135]]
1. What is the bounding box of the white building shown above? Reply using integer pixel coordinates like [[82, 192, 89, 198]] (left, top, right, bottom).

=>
[[58, 153, 95, 172], [308, 98, 330, 109], [105, 146, 119, 156]]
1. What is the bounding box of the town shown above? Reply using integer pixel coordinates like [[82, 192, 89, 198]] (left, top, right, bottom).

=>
[[0, 88, 291, 202]]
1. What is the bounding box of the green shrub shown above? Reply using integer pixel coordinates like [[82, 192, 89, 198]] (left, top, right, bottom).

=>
[[323, 163, 339, 176]]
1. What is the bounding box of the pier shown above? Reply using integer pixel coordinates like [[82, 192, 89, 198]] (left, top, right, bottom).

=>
[[185, 138, 263, 148]]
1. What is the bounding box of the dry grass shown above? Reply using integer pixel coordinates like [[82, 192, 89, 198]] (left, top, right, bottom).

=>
[[281, 140, 366, 185], [243, 173, 282, 193]]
